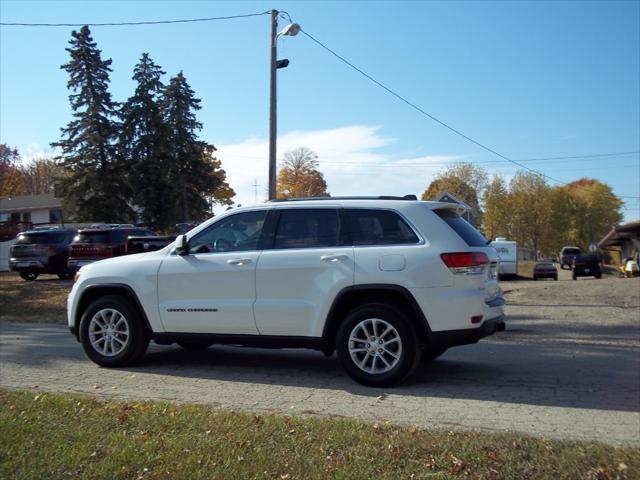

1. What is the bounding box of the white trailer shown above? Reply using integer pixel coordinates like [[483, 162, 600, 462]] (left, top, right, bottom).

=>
[[491, 238, 517, 277]]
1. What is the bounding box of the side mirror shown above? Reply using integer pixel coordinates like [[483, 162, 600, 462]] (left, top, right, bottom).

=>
[[176, 234, 190, 256]]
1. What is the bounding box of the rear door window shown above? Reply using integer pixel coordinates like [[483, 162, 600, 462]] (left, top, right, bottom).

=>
[[344, 209, 419, 246], [434, 209, 488, 247], [274, 209, 340, 249]]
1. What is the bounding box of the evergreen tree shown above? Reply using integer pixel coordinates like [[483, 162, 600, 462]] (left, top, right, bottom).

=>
[[52, 26, 133, 222], [120, 53, 172, 231], [161, 72, 220, 222]]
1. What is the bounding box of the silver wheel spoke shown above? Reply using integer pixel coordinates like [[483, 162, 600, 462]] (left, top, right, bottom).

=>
[[379, 354, 392, 368], [361, 323, 372, 339], [348, 317, 402, 375], [89, 308, 130, 357], [382, 347, 400, 359]]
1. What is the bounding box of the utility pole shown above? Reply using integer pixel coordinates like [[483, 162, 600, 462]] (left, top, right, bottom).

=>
[[268, 9, 278, 201], [253, 179, 261, 203]]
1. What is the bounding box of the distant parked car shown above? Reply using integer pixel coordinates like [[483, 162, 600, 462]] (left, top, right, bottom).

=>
[[532, 261, 558, 281], [9, 228, 77, 281], [571, 255, 601, 280], [67, 227, 156, 272], [559, 246, 582, 270], [174, 223, 198, 235]]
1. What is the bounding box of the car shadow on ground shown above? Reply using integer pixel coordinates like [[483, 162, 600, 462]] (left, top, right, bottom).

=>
[[2, 323, 638, 413]]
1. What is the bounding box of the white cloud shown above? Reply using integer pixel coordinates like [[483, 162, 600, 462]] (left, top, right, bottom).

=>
[[212, 125, 461, 212]]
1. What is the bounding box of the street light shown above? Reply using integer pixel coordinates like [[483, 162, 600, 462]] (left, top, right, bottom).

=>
[[268, 10, 301, 200]]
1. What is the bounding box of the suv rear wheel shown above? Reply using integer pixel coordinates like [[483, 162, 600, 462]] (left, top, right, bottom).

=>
[[19, 272, 38, 281], [336, 303, 420, 387], [79, 295, 149, 367]]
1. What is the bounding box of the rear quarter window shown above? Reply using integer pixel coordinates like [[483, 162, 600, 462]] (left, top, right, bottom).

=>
[[344, 209, 419, 246], [434, 209, 488, 247]]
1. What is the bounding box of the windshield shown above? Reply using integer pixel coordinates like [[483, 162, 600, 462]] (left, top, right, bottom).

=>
[[74, 231, 112, 243], [16, 232, 69, 244]]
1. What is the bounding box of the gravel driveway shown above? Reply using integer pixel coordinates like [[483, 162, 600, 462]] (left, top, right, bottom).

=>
[[1, 272, 638, 445]]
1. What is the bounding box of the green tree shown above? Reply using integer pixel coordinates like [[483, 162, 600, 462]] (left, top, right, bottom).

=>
[[0, 144, 25, 198], [18, 157, 64, 195], [481, 174, 510, 241], [508, 172, 552, 254], [120, 53, 172, 230], [52, 26, 133, 222], [161, 72, 220, 222], [276, 147, 329, 198], [202, 145, 235, 207], [421, 163, 487, 222], [564, 178, 623, 250]]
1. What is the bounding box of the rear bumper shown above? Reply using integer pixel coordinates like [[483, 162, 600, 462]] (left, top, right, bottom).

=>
[[9, 259, 46, 271], [430, 314, 504, 349]]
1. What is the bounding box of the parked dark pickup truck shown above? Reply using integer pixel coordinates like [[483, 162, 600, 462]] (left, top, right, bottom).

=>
[[125, 235, 175, 254], [572, 255, 602, 280], [559, 246, 582, 270]]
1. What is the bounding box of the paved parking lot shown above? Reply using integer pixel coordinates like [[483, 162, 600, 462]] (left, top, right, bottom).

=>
[[1, 274, 638, 445]]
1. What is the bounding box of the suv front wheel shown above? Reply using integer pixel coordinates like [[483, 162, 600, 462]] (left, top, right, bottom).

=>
[[336, 303, 420, 387], [79, 295, 150, 367]]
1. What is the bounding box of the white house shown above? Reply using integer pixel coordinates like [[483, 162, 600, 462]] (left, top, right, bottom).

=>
[[0, 193, 64, 225]]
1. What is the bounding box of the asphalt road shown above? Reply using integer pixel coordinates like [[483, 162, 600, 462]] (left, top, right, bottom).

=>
[[1, 274, 639, 446]]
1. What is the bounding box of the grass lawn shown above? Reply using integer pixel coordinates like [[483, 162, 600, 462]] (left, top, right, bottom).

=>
[[0, 389, 637, 480], [0, 272, 70, 324]]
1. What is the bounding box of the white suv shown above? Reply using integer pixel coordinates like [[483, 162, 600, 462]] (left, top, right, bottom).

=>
[[68, 197, 504, 387]]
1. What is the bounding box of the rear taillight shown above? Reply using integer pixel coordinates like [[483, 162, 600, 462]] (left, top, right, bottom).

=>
[[441, 252, 490, 275]]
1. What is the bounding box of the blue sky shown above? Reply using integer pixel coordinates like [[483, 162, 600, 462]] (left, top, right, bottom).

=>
[[1, 0, 639, 219]]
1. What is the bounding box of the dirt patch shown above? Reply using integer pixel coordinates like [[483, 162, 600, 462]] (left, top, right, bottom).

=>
[[0, 272, 70, 324]]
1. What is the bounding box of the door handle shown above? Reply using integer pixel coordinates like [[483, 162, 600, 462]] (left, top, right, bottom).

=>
[[227, 258, 252, 266], [321, 254, 349, 263]]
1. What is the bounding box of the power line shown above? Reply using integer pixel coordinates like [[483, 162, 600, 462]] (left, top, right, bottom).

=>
[[300, 29, 640, 199], [0, 11, 271, 27]]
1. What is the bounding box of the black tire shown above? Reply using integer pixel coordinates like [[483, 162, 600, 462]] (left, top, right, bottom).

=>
[[533, 276, 538, 281], [336, 303, 420, 387], [572, 272, 577, 281], [421, 346, 447, 362], [177, 341, 214, 350], [79, 295, 150, 367], [57, 271, 75, 280], [554, 275, 558, 281], [595, 274, 602, 279], [19, 272, 38, 281]]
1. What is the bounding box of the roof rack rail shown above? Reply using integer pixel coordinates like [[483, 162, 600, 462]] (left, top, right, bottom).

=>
[[269, 195, 418, 202]]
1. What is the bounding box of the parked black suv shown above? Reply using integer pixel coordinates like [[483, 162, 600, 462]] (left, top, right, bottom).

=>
[[572, 255, 602, 280], [9, 228, 77, 281]]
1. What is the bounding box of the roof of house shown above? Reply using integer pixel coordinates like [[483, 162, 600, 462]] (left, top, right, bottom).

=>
[[597, 220, 640, 248], [0, 194, 62, 213], [435, 191, 476, 214]]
